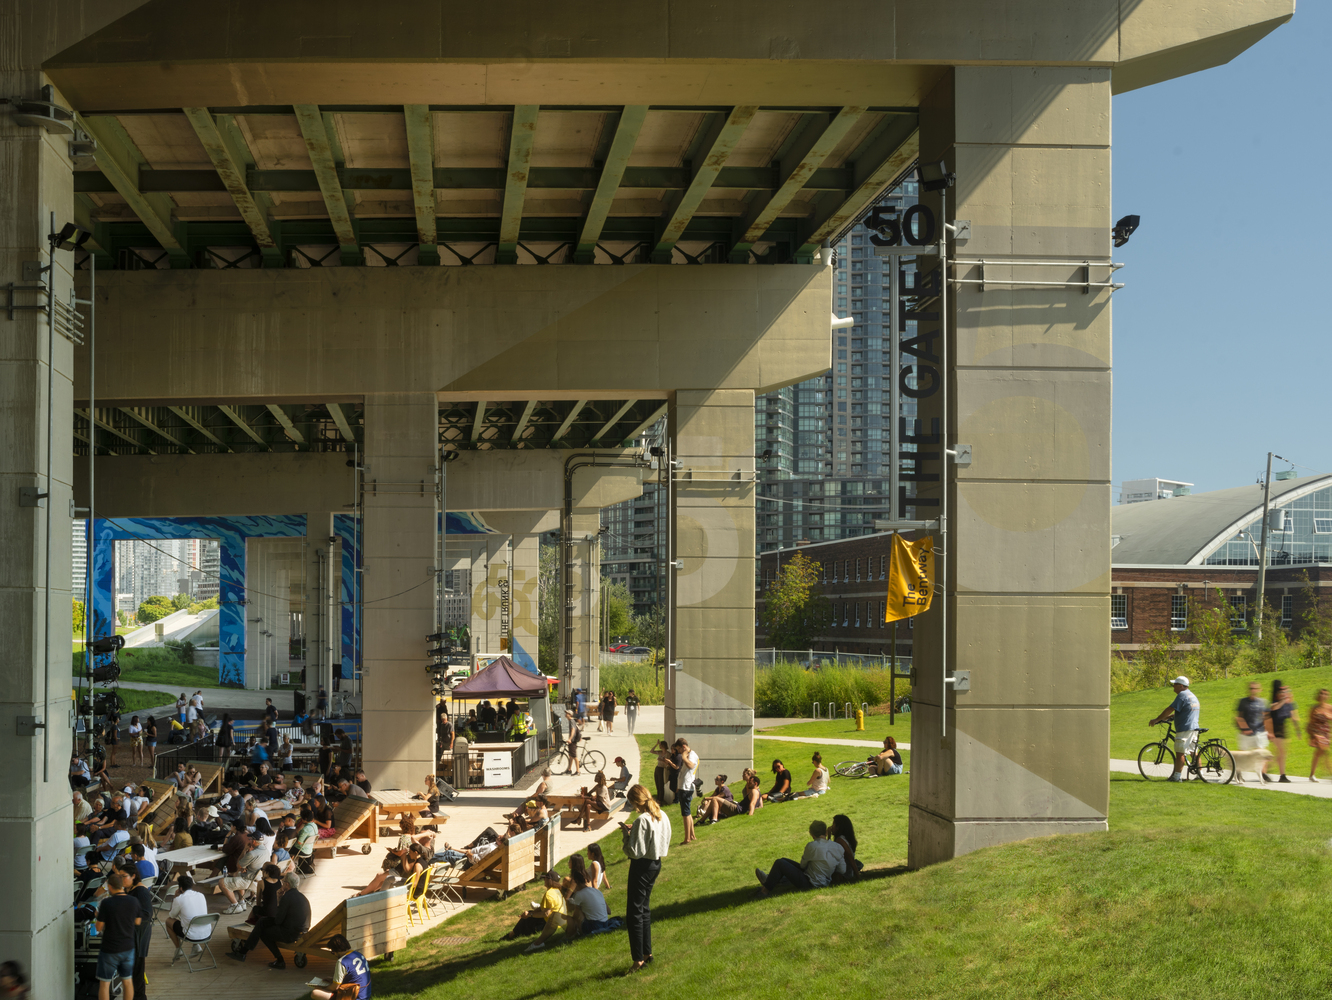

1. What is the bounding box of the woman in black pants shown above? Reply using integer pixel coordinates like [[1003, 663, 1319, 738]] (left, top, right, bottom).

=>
[[620, 784, 671, 973]]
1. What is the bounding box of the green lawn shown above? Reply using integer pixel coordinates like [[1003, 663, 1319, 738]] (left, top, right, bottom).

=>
[[1110, 665, 1332, 777], [115, 689, 179, 714], [757, 716, 913, 742], [363, 729, 1332, 999]]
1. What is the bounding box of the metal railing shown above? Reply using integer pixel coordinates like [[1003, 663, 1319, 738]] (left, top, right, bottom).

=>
[[756, 648, 913, 672]]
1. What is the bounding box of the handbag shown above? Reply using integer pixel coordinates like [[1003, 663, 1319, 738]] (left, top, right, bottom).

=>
[[332, 985, 360, 1000]]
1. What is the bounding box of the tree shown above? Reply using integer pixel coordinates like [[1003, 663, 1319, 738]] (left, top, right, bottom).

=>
[[1250, 597, 1288, 674], [761, 553, 832, 650], [115, 609, 129, 628], [1299, 573, 1332, 669], [187, 595, 220, 614], [1136, 625, 1181, 690], [171, 593, 192, 611], [1184, 588, 1240, 681], [630, 605, 666, 655], [137, 595, 175, 625], [601, 582, 632, 644], [538, 542, 560, 673], [72, 598, 85, 635]]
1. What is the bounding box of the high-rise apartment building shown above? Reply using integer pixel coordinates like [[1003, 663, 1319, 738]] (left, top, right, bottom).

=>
[[72, 521, 88, 601]]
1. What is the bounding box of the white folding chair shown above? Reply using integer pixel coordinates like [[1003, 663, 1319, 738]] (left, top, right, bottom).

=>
[[183, 912, 221, 972]]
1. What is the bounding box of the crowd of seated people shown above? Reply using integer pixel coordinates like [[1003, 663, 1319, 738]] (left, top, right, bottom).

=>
[[503, 851, 622, 952]]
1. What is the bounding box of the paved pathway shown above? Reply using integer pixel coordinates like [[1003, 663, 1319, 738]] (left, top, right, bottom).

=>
[[758, 734, 905, 749], [1110, 757, 1332, 798]]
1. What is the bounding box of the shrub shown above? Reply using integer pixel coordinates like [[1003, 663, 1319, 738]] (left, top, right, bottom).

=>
[[754, 661, 902, 718], [597, 662, 664, 705]]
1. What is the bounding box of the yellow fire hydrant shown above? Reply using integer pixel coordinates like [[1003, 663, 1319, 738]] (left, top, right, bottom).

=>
[[855, 709, 865, 731]]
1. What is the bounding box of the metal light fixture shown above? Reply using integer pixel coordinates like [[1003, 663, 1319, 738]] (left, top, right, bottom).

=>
[[49, 222, 93, 252], [1112, 215, 1140, 247]]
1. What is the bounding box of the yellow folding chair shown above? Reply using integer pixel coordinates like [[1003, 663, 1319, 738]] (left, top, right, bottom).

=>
[[405, 865, 435, 927]]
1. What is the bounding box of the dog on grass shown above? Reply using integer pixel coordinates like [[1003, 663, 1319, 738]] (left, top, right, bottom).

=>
[[1229, 747, 1275, 783]]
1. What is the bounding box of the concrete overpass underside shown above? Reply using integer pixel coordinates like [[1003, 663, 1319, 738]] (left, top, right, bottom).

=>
[[1, 1, 1294, 991]]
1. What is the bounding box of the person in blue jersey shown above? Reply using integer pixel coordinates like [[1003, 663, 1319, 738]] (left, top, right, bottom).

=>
[[311, 934, 371, 999]]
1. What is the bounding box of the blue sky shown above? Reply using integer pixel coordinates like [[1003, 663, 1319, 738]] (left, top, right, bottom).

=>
[[1111, 3, 1328, 497]]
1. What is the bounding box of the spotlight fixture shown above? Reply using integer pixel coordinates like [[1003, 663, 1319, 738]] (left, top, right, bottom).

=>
[[85, 635, 126, 655], [49, 222, 93, 251], [1112, 215, 1140, 247], [918, 160, 956, 193]]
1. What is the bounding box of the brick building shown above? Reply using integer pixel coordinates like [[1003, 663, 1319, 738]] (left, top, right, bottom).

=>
[[1112, 474, 1332, 652], [756, 532, 914, 658]]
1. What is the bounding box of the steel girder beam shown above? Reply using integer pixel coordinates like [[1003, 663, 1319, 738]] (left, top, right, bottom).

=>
[[729, 105, 868, 262], [217, 405, 269, 449], [403, 104, 438, 264], [75, 114, 186, 265], [621, 403, 668, 445], [266, 404, 305, 444], [796, 117, 919, 261], [497, 105, 540, 264], [293, 104, 360, 261], [326, 403, 357, 444], [574, 105, 648, 264], [74, 164, 871, 195], [591, 400, 638, 443], [183, 107, 279, 262], [80, 409, 156, 454], [551, 400, 588, 443], [119, 406, 194, 451], [167, 406, 231, 450], [470, 401, 488, 443], [511, 400, 538, 444], [651, 105, 758, 263]]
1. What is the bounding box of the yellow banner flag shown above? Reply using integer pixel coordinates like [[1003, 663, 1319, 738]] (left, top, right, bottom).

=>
[[885, 534, 934, 623]]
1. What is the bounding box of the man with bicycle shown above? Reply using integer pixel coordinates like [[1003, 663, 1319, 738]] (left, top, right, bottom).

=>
[[1150, 675, 1200, 782]]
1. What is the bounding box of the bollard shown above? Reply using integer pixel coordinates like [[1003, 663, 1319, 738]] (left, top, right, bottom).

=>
[[855, 709, 865, 731]]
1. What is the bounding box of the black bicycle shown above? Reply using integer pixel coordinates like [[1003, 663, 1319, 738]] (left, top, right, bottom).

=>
[[1138, 722, 1235, 783]]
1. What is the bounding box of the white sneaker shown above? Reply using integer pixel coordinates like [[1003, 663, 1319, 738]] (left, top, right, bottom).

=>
[[755, 868, 767, 886], [1312, 775, 1321, 783]]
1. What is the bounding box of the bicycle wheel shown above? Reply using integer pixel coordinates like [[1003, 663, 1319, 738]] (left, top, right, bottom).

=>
[[834, 760, 863, 777], [1194, 742, 1235, 784], [581, 749, 606, 772], [1137, 741, 1176, 780], [551, 748, 571, 773]]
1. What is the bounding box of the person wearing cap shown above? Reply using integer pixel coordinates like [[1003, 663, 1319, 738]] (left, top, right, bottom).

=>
[[611, 756, 632, 797], [520, 869, 570, 952], [1150, 676, 1201, 782]]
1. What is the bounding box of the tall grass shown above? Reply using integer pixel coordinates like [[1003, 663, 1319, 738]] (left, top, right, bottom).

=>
[[754, 661, 904, 718], [596, 662, 664, 705]]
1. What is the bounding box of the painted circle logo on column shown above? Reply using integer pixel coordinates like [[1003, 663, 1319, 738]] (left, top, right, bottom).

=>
[[676, 505, 740, 606]]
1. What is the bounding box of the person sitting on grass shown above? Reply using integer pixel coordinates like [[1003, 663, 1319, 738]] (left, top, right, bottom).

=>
[[789, 753, 830, 798], [752, 819, 845, 898], [564, 854, 614, 938], [762, 759, 792, 802], [697, 774, 737, 824], [829, 814, 862, 881], [310, 934, 371, 1000], [503, 868, 567, 943], [870, 736, 904, 776]]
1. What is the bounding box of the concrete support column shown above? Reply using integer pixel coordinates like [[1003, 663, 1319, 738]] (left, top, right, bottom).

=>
[[565, 511, 601, 699], [667, 390, 756, 779], [907, 67, 1111, 867], [470, 534, 509, 655], [361, 393, 437, 789], [303, 513, 337, 699], [0, 58, 76, 1000], [481, 510, 558, 674]]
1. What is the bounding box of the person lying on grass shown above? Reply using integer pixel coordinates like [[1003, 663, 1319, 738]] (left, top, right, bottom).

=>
[[697, 774, 737, 824], [788, 753, 830, 799], [501, 868, 568, 945], [869, 736, 903, 776], [753, 819, 845, 898]]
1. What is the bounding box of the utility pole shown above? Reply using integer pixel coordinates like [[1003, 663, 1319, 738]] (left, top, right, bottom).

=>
[[1255, 451, 1273, 640]]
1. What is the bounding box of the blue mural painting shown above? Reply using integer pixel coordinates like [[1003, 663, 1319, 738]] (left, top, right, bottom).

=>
[[88, 509, 520, 688]]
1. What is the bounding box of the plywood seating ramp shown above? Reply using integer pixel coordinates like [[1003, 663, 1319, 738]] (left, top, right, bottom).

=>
[[315, 797, 380, 859], [228, 885, 407, 963]]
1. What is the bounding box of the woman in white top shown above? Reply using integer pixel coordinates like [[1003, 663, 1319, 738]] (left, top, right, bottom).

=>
[[586, 842, 611, 890], [790, 752, 830, 798], [620, 784, 670, 974], [128, 716, 144, 766]]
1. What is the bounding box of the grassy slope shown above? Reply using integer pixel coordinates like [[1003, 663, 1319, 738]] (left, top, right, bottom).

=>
[[757, 716, 914, 742], [363, 732, 1332, 999], [116, 689, 178, 714]]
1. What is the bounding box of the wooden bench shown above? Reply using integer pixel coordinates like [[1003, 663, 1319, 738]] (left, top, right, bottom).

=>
[[314, 796, 380, 858], [228, 884, 407, 966], [545, 793, 620, 830], [141, 778, 182, 838], [444, 826, 536, 900], [191, 762, 225, 799]]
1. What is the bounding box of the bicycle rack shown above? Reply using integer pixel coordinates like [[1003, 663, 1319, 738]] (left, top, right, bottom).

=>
[[844, 702, 854, 720], [812, 703, 823, 720], [827, 702, 837, 720]]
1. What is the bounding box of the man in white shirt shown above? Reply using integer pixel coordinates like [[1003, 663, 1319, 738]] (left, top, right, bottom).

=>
[[73, 791, 94, 823], [166, 875, 211, 961], [754, 820, 845, 898], [191, 691, 204, 714]]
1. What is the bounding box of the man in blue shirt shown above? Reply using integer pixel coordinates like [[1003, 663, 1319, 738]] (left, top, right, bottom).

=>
[[311, 933, 370, 999], [1150, 675, 1201, 782]]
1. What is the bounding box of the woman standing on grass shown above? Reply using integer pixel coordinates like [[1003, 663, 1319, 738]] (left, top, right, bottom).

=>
[[1308, 688, 1332, 781], [620, 784, 671, 974], [1267, 680, 1302, 783]]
